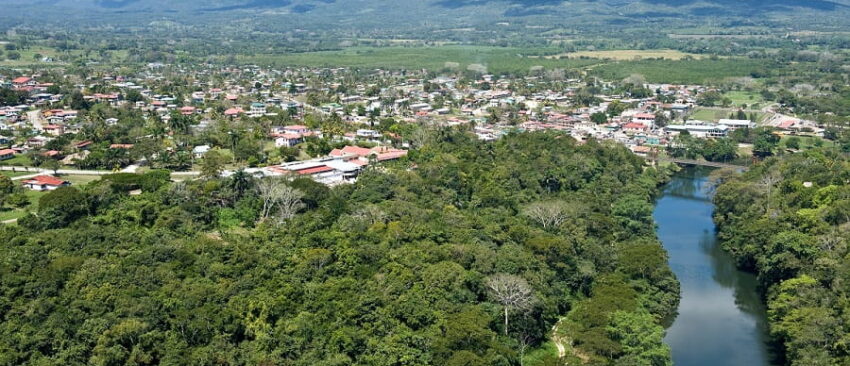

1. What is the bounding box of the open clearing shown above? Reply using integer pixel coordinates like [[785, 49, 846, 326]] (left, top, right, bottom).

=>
[[689, 107, 767, 122], [549, 49, 706, 60], [724, 90, 765, 108]]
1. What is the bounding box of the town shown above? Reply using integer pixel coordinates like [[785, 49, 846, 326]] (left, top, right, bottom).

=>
[[0, 63, 828, 218]]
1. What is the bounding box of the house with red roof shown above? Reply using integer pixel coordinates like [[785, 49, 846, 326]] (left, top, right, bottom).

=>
[[329, 145, 408, 163], [21, 175, 70, 191], [622, 123, 649, 134], [283, 125, 309, 134], [224, 107, 244, 117], [632, 113, 656, 124], [0, 148, 15, 161], [777, 119, 798, 130], [12, 77, 35, 88]]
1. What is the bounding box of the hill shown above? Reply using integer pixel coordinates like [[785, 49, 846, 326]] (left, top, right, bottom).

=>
[[4, 0, 850, 34]]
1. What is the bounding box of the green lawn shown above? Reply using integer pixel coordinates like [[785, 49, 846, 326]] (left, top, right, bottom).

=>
[[0, 190, 47, 222], [1, 170, 30, 178], [0, 155, 33, 166], [60, 174, 102, 187], [723, 91, 764, 108], [689, 108, 729, 122], [0, 208, 26, 222], [689, 107, 767, 123]]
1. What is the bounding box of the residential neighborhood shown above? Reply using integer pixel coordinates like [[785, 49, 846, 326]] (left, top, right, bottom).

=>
[[0, 63, 828, 196]]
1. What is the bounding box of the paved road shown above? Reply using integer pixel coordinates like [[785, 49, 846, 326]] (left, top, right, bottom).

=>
[[1, 166, 200, 178]]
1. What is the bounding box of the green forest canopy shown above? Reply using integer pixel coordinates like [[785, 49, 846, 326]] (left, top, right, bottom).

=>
[[0, 130, 677, 365], [714, 149, 850, 366]]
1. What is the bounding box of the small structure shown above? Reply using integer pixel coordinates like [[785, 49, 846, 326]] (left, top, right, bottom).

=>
[[0, 148, 15, 161], [192, 145, 211, 159], [22, 175, 70, 191], [274, 134, 304, 148]]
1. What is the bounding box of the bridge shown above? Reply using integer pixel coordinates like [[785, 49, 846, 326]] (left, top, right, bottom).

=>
[[644, 156, 749, 170]]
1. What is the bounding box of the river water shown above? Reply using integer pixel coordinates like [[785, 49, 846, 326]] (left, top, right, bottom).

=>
[[654, 167, 777, 366]]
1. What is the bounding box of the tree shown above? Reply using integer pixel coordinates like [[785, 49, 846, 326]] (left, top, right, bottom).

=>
[[607, 311, 672, 366], [786, 136, 802, 150], [68, 90, 90, 110], [7, 193, 30, 209], [35, 186, 88, 229], [654, 112, 669, 128], [485, 274, 535, 335], [696, 91, 722, 106], [591, 112, 609, 124], [523, 201, 572, 230], [257, 177, 304, 224], [200, 150, 227, 178], [753, 128, 780, 156], [40, 159, 61, 175]]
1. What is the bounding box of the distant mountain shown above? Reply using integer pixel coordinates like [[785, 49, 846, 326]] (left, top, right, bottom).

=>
[[4, 0, 850, 32]]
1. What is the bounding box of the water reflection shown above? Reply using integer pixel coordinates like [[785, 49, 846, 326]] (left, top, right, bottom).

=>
[[655, 167, 777, 366]]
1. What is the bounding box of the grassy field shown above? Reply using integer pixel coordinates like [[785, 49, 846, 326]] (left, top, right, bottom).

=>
[[240, 46, 602, 74], [689, 107, 767, 122], [60, 174, 102, 186], [0, 154, 33, 166], [0, 189, 47, 222], [1, 170, 30, 178], [724, 90, 764, 108], [552, 49, 706, 60]]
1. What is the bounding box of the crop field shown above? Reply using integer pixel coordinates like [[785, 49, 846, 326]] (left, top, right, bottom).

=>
[[590, 58, 767, 84], [240, 46, 603, 74], [551, 49, 705, 60], [241, 46, 772, 84], [0, 46, 128, 67]]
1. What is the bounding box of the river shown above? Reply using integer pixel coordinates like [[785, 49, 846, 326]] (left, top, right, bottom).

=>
[[654, 167, 778, 366]]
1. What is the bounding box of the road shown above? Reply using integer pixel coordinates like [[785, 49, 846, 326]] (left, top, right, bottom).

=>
[[0, 166, 200, 179]]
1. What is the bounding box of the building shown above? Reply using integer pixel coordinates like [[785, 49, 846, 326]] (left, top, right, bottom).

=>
[[274, 134, 304, 148], [269, 158, 362, 185], [622, 123, 650, 134], [250, 103, 267, 116], [0, 148, 15, 161], [21, 175, 70, 191], [718, 119, 755, 130], [666, 123, 729, 138], [192, 145, 211, 159]]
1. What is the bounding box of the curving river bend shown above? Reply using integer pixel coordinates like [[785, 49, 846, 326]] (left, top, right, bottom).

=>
[[654, 167, 779, 366]]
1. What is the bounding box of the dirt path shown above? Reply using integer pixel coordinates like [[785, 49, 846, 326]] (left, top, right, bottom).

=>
[[551, 320, 591, 364]]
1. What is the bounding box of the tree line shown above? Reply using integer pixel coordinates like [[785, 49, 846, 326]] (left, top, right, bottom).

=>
[[713, 149, 850, 365]]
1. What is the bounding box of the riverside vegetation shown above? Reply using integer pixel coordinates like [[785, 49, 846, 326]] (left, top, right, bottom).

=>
[[714, 149, 850, 365]]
